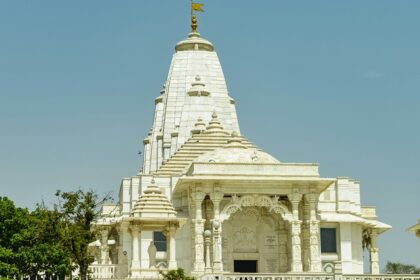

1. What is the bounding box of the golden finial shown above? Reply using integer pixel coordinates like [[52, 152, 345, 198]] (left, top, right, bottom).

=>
[[190, 1, 204, 33], [191, 15, 198, 33]]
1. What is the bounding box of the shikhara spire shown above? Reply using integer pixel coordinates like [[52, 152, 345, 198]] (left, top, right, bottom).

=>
[[141, 20, 239, 174]]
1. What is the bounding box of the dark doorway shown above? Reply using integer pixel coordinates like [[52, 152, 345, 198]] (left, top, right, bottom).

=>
[[234, 260, 257, 273]]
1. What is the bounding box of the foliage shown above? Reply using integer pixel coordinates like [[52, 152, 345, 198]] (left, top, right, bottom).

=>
[[0, 197, 72, 278], [55, 189, 110, 280], [0, 197, 30, 276], [362, 229, 372, 251], [384, 261, 420, 274], [159, 268, 195, 280], [0, 189, 109, 280], [18, 205, 72, 278]]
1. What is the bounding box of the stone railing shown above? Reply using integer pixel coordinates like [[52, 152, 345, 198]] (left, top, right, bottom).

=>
[[90, 264, 119, 279], [342, 274, 420, 280], [200, 273, 334, 280], [199, 274, 420, 280], [86, 272, 420, 280]]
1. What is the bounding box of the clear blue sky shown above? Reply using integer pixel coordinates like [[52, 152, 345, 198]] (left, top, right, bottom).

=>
[[0, 0, 419, 270]]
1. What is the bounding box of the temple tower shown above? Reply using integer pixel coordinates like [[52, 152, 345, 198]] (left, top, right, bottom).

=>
[[142, 28, 240, 174]]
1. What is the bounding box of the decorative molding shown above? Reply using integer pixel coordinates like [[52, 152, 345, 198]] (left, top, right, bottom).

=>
[[220, 194, 292, 222]]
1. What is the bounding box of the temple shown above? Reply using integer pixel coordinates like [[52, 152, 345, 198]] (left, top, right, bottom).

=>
[[91, 17, 391, 280]]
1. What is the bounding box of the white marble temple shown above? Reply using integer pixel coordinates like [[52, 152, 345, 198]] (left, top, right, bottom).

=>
[[91, 28, 391, 280]]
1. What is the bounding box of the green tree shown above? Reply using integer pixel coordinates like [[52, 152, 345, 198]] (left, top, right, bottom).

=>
[[0, 197, 30, 277], [18, 205, 72, 279], [159, 268, 195, 280], [0, 197, 72, 279], [384, 261, 420, 274], [55, 189, 110, 280]]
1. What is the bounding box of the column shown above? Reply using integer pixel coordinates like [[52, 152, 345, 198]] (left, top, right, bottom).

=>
[[166, 225, 177, 269], [307, 191, 322, 272], [302, 202, 310, 272], [140, 231, 153, 268], [369, 229, 379, 275], [204, 230, 212, 273], [288, 188, 303, 272], [118, 223, 130, 279], [170, 127, 179, 157], [340, 223, 353, 273], [100, 229, 110, 265], [130, 227, 141, 278], [211, 189, 224, 272], [278, 225, 288, 272], [156, 133, 163, 170], [290, 220, 303, 272], [192, 189, 206, 273], [143, 137, 151, 174]]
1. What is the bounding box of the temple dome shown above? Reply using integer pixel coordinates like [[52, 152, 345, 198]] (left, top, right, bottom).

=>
[[175, 32, 214, 52], [195, 132, 280, 164], [131, 180, 177, 218]]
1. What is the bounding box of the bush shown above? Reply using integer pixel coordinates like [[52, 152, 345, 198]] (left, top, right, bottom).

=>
[[159, 268, 195, 280]]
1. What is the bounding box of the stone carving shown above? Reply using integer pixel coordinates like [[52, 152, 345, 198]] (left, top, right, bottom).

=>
[[242, 195, 254, 207], [193, 190, 206, 202], [234, 226, 256, 251], [323, 262, 335, 273], [289, 188, 302, 204], [257, 196, 272, 207], [290, 220, 303, 272], [223, 204, 241, 216], [147, 241, 157, 268], [220, 194, 292, 222]]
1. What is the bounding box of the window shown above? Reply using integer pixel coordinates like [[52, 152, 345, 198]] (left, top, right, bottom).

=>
[[153, 231, 167, 252], [320, 228, 337, 253]]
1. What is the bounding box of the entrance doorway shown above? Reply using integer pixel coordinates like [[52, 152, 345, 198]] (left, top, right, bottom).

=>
[[234, 260, 257, 273]]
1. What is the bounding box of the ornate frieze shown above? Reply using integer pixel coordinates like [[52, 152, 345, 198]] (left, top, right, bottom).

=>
[[220, 194, 292, 222]]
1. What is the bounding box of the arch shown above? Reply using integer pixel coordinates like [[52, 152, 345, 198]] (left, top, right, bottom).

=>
[[220, 194, 292, 222]]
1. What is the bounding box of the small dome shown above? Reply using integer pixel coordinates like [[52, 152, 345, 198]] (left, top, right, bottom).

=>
[[187, 75, 210, 96], [131, 180, 177, 218], [203, 112, 230, 136], [175, 32, 214, 52]]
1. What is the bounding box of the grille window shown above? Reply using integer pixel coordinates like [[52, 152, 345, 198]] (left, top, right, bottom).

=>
[[320, 228, 337, 253], [153, 231, 167, 252]]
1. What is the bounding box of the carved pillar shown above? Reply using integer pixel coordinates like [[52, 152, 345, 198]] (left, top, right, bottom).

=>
[[130, 226, 141, 278], [302, 202, 310, 272], [204, 230, 212, 273], [290, 220, 303, 272], [307, 191, 322, 272], [369, 229, 379, 275], [288, 188, 303, 272], [211, 189, 224, 272], [278, 224, 289, 272], [165, 225, 177, 269], [100, 229, 110, 264], [192, 189, 206, 273]]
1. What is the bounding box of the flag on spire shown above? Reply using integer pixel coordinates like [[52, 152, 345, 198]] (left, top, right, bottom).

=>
[[192, 2, 204, 12]]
